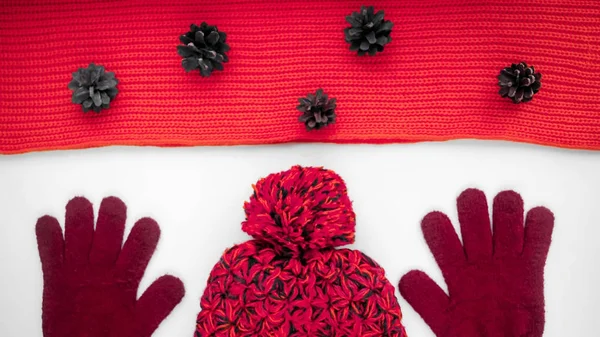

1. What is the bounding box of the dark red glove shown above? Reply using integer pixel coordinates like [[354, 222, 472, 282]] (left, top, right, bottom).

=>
[[35, 196, 185, 337], [399, 189, 554, 337]]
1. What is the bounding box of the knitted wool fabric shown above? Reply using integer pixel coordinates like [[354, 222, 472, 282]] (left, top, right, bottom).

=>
[[2, 0, 600, 154], [195, 166, 407, 336], [36, 197, 185, 337]]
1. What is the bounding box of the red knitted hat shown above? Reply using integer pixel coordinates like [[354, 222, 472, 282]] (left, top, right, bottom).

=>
[[195, 166, 407, 336], [2, 0, 600, 154]]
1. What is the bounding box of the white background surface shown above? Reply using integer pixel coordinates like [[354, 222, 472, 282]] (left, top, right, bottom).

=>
[[0, 141, 599, 337]]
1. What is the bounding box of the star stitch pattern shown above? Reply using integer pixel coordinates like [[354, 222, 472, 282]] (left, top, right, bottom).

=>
[[195, 166, 407, 336]]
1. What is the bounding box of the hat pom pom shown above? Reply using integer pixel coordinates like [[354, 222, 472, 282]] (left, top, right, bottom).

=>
[[242, 166, 356, 257]]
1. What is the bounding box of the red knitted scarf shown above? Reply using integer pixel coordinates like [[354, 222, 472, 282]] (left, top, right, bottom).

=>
[[1, 0, 599, 154]]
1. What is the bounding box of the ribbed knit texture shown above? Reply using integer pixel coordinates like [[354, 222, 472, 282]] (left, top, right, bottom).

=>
[[1, 0, 599, 154]]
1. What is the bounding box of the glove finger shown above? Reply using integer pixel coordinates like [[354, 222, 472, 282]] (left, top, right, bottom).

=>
[[492, 190, 524, 256], [422, 211, 466, 271], [457, 188, 492, 261], [64, 197, 94, 265], [522, 206, 554, 262], [399, 270, 449, 336], [36, 215, 64, 275], [90, 197, 126, 265], [116, 217, 160, 283], [135, 275, 185, 337]]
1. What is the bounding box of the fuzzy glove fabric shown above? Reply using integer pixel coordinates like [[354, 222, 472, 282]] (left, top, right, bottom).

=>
[[399, 189, 554, 337], [35, 196, 185, 337]]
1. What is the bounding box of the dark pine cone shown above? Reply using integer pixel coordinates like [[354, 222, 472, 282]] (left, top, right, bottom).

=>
[[344, 6, 393, 56], [68, 63, 118, 113], [498, 62, 542, 103], [178, 23, 230, 77], [297, 89, 337, 131]]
